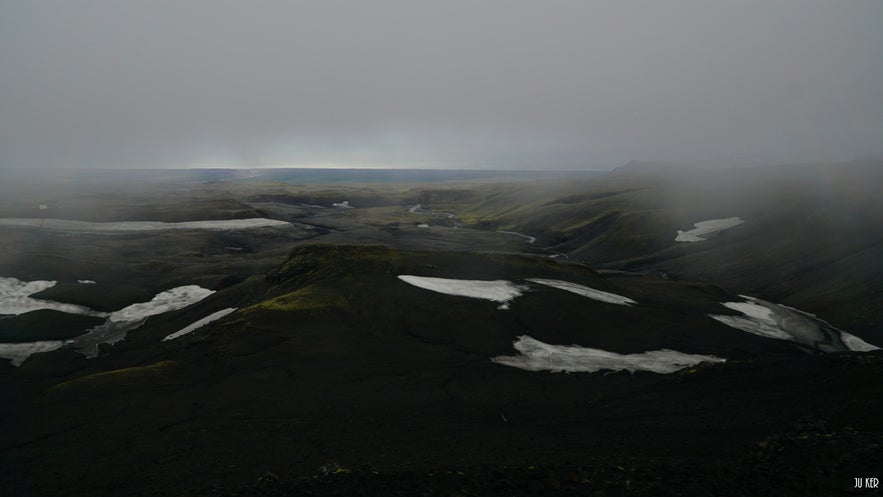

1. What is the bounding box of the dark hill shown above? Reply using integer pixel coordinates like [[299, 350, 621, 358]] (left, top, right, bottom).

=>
[[455, 162, 883, 340], [2, 244, 880, 496]]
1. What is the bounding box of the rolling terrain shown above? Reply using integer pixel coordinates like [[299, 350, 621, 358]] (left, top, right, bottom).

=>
[[0, 163, 881, 496]]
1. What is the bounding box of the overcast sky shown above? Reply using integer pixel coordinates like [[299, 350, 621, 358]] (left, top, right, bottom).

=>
[[1, 0, 882, 170]]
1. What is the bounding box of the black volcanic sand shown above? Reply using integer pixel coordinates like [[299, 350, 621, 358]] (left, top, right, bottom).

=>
[[226, 423, 883, 497], [1, 169, 882, 496], [1, 245, 881, 496], [0, 310, 105, 342]]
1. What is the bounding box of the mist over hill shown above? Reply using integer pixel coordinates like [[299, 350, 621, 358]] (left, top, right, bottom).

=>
[[3, 0, 882, 492], [0, 157, 881, 496]]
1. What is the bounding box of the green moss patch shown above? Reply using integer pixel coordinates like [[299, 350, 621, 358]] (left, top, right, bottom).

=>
[[242, 286, 350, 315], [51, 360, 178, 391]]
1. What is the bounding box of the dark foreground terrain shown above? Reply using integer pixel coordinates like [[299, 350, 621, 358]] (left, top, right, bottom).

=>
[[1, 164, 881, 496]]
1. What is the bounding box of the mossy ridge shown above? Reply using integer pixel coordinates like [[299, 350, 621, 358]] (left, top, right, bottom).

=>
[[266, 243, 610, 290], [453, 251, 598, 281], [559, 210, 622, 236], [51, 360, 178, 391], [268, 244, 403, 284], [242, 286, 351, 315], [242, 244, 632, 341]]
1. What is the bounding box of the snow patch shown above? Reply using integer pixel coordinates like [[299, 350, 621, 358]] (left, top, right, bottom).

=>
[[709, 295, 879, 352], [675, 217, 744, 242], [0, 341, 66, 366], [0, 281, 217, 362], [527, 278, 636, 305], [708, 315, 791, 342], [492, 336, 724, 374], [398, 275, 526, 309], [77, 280, 97, 284], [709, 300, 791, 341], [417, 223, 430, 228], [67, 320, 141, 358], [408, 204, 456, 218], [0, 218, 291, 233], [108, 286, 215, 322], [0, 277, 107, 317], [332, 201, 352, 208], [71, 285, 215, 357], [163, 308, 237, 341], [839, 332, 880, 352], [497, 230, 536, 244]]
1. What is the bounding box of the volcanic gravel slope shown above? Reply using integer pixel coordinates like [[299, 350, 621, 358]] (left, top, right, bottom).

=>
[[1, 244, 881, 496]]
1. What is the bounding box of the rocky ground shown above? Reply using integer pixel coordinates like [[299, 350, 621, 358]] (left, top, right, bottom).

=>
[[1, 169, 881, 496]]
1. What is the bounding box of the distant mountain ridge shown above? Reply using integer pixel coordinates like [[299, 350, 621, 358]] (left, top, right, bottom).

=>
[[610, 160, 700, 175]]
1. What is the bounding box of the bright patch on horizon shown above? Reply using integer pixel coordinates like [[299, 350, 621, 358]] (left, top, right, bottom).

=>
[[675, 217, 744, 242], [526, 278, 636, 305], [492, 336, 724, 374], [78, 280, 97, 284], [163, 307, 237, 341], [398, 275, 526, 310], [709, 295, 879, 352], [0, 218, 291, 232]]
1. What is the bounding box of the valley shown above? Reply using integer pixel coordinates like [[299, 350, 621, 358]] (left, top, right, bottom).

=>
[[0, 163, 881, 496]]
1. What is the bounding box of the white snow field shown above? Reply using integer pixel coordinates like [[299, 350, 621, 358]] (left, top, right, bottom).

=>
[[0, 278, 218, 363], [163, 307, 237, 341], [526, 278, 636, 305], [71, 285, 217, 357], [0, 277, 107, 317], [840, 333, 880, 352], [398, 275, 527, 309], [0, 217, 291, 232], [675, 217, 744, 242], [492, 336, 725, 374], [107, 286, 215, 322], [709, 295, 879, 352], [0, 341, 66, 366]]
